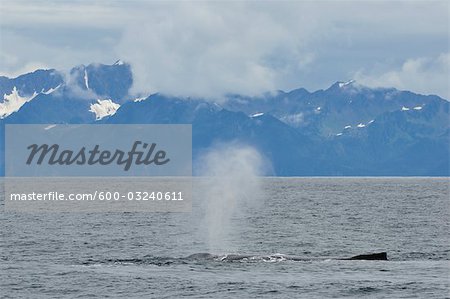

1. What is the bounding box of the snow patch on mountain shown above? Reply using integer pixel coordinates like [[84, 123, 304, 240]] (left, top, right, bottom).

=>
[[42, 84, 61, 95], [338, 80, 355, 88], [134, 96, 147, 102], [84, 69, 89, 89], [44, 124, 57, 130], [0, 87, 38, 118], [251, 112, 264, 118], [89, 99, 120, 120]]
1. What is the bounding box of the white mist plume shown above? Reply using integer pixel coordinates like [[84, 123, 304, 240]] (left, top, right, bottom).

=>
[[197, 143, 267, 253]]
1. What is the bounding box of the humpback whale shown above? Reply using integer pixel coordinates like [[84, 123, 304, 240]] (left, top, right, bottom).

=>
[[81, 252, 388, 267], [344, 252, 387, 260], [186, 252, 388, 261]]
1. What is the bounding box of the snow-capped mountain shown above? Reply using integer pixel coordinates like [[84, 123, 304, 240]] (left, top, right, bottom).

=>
[[0, 62, 131, 123], [0, 69, 63, 119], [68, 60, 132, 102], [0, 62, 448, 176]]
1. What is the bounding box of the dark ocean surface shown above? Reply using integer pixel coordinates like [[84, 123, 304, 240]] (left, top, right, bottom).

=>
[[1, 178, 449, 298]]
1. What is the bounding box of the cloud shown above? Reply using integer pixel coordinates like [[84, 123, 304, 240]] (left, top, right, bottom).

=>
[[0, 57, 49, 79], [0, 26, 118, 78], [116, 2, 314, 99], [0, 1, 449, 98], [355, 53, 450, 99], [0, 0, 125, 29], [114, 1, 449, 98]]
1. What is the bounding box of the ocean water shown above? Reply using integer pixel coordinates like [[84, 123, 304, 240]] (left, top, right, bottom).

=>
[[1, 178, 449, 298]]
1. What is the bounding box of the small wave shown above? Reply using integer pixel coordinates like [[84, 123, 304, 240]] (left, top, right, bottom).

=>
[[80, 256, 185, 267]]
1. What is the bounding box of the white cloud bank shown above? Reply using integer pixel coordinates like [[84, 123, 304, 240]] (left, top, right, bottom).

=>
[[116, 2, 315, 98], [0, 1, 449, 99], [116, 1, 450, 99], [355, 53, 450, 99]]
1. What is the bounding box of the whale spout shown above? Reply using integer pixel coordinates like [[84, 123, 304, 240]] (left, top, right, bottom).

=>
[[347, 252, 387, 261], [186, 253, 217, 260]]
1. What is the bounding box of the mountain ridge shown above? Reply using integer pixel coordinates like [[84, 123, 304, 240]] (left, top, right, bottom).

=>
[[1, 61, 448, 176]]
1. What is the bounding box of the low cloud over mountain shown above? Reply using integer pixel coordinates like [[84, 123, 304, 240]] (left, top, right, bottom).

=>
[[0, 62, 448, 175]]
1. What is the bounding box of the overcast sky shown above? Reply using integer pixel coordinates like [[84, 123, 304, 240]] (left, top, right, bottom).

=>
[[0, 0, 448, 99]]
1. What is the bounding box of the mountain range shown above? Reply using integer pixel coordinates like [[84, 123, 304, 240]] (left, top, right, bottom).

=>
[[1, 61, 448, 176]]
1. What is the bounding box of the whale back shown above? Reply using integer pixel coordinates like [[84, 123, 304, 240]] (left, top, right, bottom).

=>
[[347, 252, 387, 260]]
